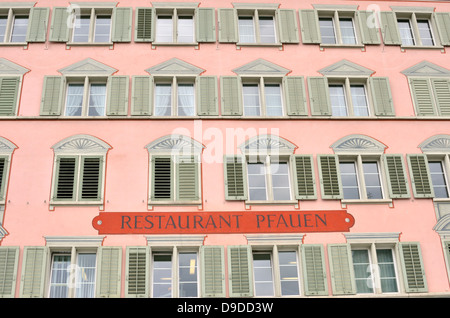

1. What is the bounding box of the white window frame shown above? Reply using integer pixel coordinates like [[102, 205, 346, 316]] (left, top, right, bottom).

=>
[[69, 8, 113, 44], [395, 12, 438, 47], [153, 76, 196, 117], [426, 154, 450, 200], [241, 77, 284, 117], [63, 76, 108, 117], [154, 7, 196, 45], [328, 77, 372, 117], [0, 7, 29, 44], [237, 9, 278, 45], [317, 9, 360, 46], [0, 137, 16, 205]]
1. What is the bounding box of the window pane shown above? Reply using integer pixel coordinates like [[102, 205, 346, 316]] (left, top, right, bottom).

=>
[[153, 254, 172, 298], [278, 251, 300, 296], [156, 16, 173, 42], [49, 254, 71, 298], [66, 84, 84, 116], [339, 18, 356, 44], [253, 253, 274, 297], [417, 20, 434, 46], [319, 18, 336, 44], [428, 161, 449, 198], [155, 84, 172, 116], [10, 15, 28, 42], [259, 16, 276, 43], [352, 249, 374, 294], [94, 15, 111, 42], [340, 162, 360, 199], [179, 252, 198, 297], [177, 16, 194, 43], [243, 84, 261, 116], [271, 162, 291, 200], [0, 16, 7, 42], [265, 84, 283, 116], [329, 84, 347, 116], [376, 249, 398, 293], [75, 253, 96, 298], [397, 19, 415, 45], [350, 85, 369, 116], [238, 16, 256, 43], [248, 162, 267, 200], [177, 84, 195, 116], [363, 162, 383, 199], [73, 15, 90, 42], [88, 83, 106, 116]]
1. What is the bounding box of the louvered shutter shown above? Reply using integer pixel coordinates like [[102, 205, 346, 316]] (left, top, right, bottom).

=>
[[277, 9, 299, 43], [135, 7, 154, 42], [218, 8, 238, 43], [431, 78, 450, 116], [383, 154, 410, 198], [196, 8, 216, 42], [20, 247, 48, 298], [317, 155, 343, 199], [26, 7, 49, 42], [434, 12, 450, 46], [0, 157, 6, 201], [292, 155, 316, 200], [220, 76, 242, 116], [54, 157, 77, 200], [407, 154, 434, 198], [299, 9, 321, 44], [176, 156, 200, 201], [328, 244, 356, 295], [399, 242, 428, 293], [107, 76, 129, 115], [151, 156, 173, 201], [410, 78, 436, 116], [112, 7, 132, 42], [201, 246, 226, 297], [197, 76, 218, 116], [49, 7, 70, 42], [227, 245, 253, 297], [0, 77, 20, 116], [80, 156, 103, 201], [0, 246, 20, 298], [380, 11, 402, 45], [125, 247, 149, 298], [40, 76, 64, 116], [283, 76, 307, 116], [96, 247, 122, 298], [308, 77, 331, 116], [301, 244, 328, 296], [356, 11, 381, 44], [224, 155, 247, 200], [131, 75, 153, 115], [369, 77, 395, 116]]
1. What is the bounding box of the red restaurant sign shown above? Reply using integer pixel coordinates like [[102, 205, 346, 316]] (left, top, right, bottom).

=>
[[92, 210, 354, 235]]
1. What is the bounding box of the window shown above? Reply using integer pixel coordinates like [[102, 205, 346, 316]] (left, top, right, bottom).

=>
[[65, 81, 107, 116], [329, 82, 369, 117], [153, 7, 196, 44], [238, 13, 277, 44], [0, 6, 48, 44], [318, 15, 357, 45], [339, 159, 384, 200], [242, 81, 284, 117], [71, 9, 112, 44], [397, 16, 435, 47], [428, 160, 449, 198], [154, 78, 195, 116], [0, 137, 16, 204]]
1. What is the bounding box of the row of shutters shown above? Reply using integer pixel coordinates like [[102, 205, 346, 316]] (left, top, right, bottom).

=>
[[18, 8, 450, 46], [0, 242, 431, 298]]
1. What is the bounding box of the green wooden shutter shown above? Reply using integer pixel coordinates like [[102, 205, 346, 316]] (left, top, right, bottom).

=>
[[40, 76, 64, 116], [317, 155, 343, 199], [135, 7, 155, 42], [131, 75, 153, 115], [125, 246, 149, 298], [327, 244, 356, 295], [0, 157, 6, 201], [80, 156, 103, 201], [224, 155, 247, 200], [292, 155, 316, 200], [197, 76, 218, 116], [308, 77, 331, 116], [369, 77, 395, 116], [112, 7, 132, 42], [227, 245, 253, 297], [54, 156, 77, 201], [176, 156, 200, 201], [0, 77, 20, 116], [431, 78, 450, 116], [283, 76, 307, 116], [434, 12, 450, 46], [196, 8, 216, 42], [220, 76, 242, 116], [201, 246, 226, 297], [49, 7, 70, 42], [299, 9, 321, 44], [107, 76, 129, 115], [301, 244, 328, 296], [218, 8, 238, 43], [444, 241, 450, 279], [96, 247, 122, 298], [407, 154, 434, 198], [20, 247, 48, 298], [356, 11, 381, 44], [410, 78, 436, 116], [26, 7, 49, 42], [0, 246, 20, 298], [383, 154, 410, 198], [399, 242, 428, 293], [380, 11, 402, 45], [277, 9, 299, 43], [151, 156, 173, 201]]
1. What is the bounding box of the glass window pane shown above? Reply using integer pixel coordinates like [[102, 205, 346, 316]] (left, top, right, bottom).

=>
[[319, 18, 336, 44], [179, 252, 198, 297], [278, 251, 300, 296], [243, 84, 261, 116], [94, 15, 111, 42], [265, 84, 283, 116], [73, 15, 90, 42], [10, 15, 28, 42], [0, 16, 7, 42], [329, 84, 347, 116], [428, 161, 449, 198], [49, 254, 71, 298], [155, 84, 172, 116], [156, 16, 173, 42], [397, 19, 415, 45], [66, 84, 84, 116], [271, 162, 291, 201], [177, 16, 194, 43], [417, 20, 434, 46], [177, 84, 195, 116], [238, 16, 256, 43], [376, 249, 398, 293], [88, 83, 106, 116], [247, 162, 267, 200], [75, 253, 96, 298], [350, 85, 369, 116], [259, 16, 276, 43], [352, 249, 374, 294], [153, 254, 172, 297], [340, 162, 360, 199], [363, 162, 383, 199], [339, 18, 356, 44], [253, 253, 274, 296]]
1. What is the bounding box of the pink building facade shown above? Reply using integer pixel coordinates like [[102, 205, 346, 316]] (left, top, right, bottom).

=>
[[0, 0, 450, 299]]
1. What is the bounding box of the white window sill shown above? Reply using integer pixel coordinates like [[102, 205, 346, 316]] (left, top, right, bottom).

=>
[[236, 42, 282, 47], [433, 198, 450, 203], [245, 200, 299, 206], [148, 200, 202, 206], [319, 43, 365, 49], [152, 42, 198, 46], [341, 199, 393, 208], [50, 201, 103, 210], [0, 42, 27, 47], [66, 42, 113, 47], [400, 45, 444, 50]]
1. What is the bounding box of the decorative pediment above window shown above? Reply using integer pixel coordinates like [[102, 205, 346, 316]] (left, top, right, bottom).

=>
[[239, 135, 297, 155], [52, 134, 111, 154], [401, 61, 450, 77], [146, 135, 205, 154], [331, 134, 387, 154], [233, 59, 290, 76], [318, 59, 374, 77], [146, 58, 205, 76], [419, 134, 450, 153], [58, 58, 117, 76], [0, 137, 17, 155], [0, 58, 29, 75]]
